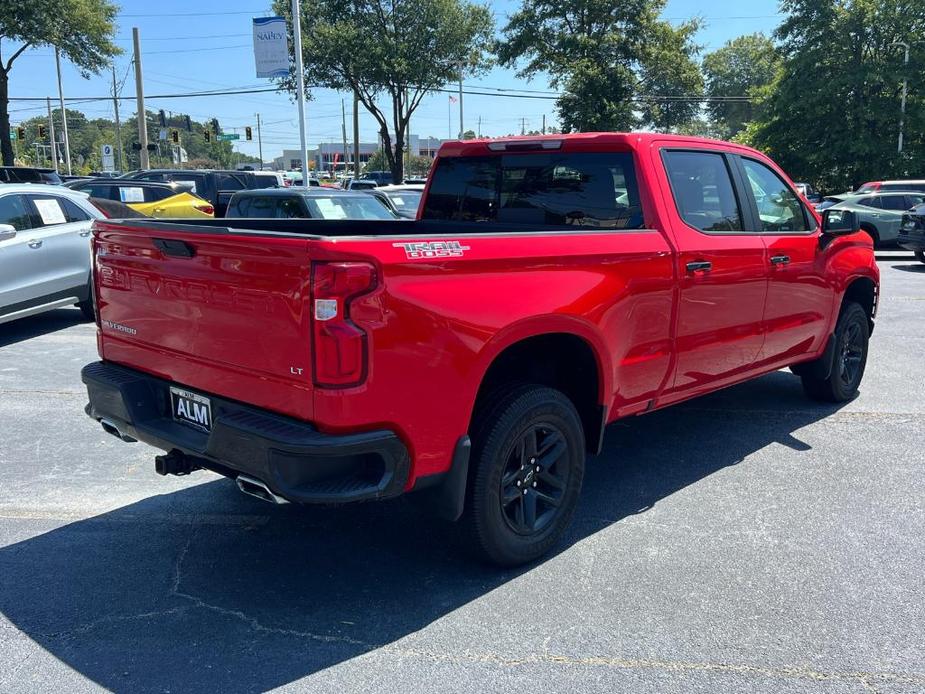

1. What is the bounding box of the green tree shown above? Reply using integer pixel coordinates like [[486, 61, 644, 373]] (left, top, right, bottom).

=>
[[702, 34, 780, 138], [275, 0, 494, 182], [748, 0, 925, 191], [0, 0, 120, 165], [497, 0, 703, 132]]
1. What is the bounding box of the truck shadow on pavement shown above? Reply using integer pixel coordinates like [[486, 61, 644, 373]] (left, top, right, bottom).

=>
[[0, 308, 88, 348], [0, 371, 844, 693]]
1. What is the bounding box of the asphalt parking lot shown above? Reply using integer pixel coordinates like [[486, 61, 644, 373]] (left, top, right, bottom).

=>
[[0, 255, 922, 694]]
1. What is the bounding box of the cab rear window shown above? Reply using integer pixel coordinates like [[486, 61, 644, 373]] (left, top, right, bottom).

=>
[[421, 152, 644, 229]]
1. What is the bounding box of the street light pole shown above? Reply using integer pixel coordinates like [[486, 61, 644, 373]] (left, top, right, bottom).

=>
[[890, 41, 910, 154]]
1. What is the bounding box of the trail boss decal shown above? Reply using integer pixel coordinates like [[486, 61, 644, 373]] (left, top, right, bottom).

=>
[[393, 240, 470, 259]]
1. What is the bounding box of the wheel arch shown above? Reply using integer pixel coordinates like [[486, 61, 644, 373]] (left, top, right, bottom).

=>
[[842, 275, 878, 333], [470, 322, 611, 455]]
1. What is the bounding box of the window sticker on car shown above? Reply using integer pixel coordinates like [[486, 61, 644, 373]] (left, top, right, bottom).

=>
[[119, 187, 145, 203], [33, 198, 67, 225], [315, 198, 347, 219]]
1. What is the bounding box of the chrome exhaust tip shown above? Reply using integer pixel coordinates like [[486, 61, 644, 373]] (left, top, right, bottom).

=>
[[235, 475, 288, 504]]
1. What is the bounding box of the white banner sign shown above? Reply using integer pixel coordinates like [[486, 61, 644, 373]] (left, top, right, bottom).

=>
[[253, 16, 290, 78], [101, 143, 115, 172]]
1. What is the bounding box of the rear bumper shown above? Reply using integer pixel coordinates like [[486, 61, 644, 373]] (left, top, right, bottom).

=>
[[81, 361, 410, 504]]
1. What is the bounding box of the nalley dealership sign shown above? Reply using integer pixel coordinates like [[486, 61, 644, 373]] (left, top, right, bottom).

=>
[[253, 16, 290, 78]]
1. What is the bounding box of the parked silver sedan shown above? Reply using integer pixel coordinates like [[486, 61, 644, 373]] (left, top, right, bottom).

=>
[[0, 184, 104, 325]]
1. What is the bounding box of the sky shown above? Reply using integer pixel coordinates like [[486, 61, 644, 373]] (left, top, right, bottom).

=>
[[4, 0, 784, 163]]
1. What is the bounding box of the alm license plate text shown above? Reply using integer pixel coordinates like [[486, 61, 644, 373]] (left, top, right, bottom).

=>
[[169, 387, 212, 431]]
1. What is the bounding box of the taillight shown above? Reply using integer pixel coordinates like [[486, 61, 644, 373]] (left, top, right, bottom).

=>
[[194, 203, 215, 216], [311, 261, 377, 387]]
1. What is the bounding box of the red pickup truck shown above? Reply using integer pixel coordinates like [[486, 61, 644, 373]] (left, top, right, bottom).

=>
[[82, 133, 879, 566]]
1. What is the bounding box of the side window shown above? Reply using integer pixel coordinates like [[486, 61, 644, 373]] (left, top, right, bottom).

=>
[[741, 158, 810, 232], [277, 198, 305, 218], [880, 195, 910, 212], [144, 187, 173, 202], [60, 198, 91, 222], [247, 197, 275, 217], [0, 194, 32, 230], [663, 150, 744, 232], [83, 184, 115, 200], [906, 194, 925, 208], [858, 197, 881, 209], [25, 195, 69, 227], [231, 197, 251, 217], [216, 174, 246, 191]]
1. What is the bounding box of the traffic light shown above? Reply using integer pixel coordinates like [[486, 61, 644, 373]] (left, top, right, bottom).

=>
[[38, 124, 47, 138], [245, 126, 252, 141], [204, 130, 211, 143], [171, 130, 179, 144], [131, 142, 142, 151], [211, 118, 220, 135], [185, 115, 192, 132], [16, 126, 25, 140]]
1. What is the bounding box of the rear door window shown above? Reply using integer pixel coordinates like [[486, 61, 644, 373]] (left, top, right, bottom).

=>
[[879, 195, 910, 211], [858, 197, 881, 208], [143, 187, 174, 202], [60, 198, 91, 222], [662, 150, 744, 232], [422, 152, 643, 229]]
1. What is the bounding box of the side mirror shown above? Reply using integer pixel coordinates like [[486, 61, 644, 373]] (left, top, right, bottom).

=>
[[821, 208, 858, 236], [0, 223, 16, 241]]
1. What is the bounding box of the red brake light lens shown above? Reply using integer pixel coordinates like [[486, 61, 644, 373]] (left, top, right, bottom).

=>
[[311, 262, 377, 387]]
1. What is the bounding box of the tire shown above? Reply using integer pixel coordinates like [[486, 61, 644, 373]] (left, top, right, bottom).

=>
[[801, 302, 869, 402], [464, 385, 585, 567], [76, 296, 95, 322], [860, 225, 879, 248], [916, 251, 925, 264]]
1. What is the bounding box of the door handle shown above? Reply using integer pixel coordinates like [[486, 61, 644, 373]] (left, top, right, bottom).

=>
[[685, 260, 712, 273], [770, 255, 791, 265], [27, 239, 43, 249], [79, 230, 91, 237]]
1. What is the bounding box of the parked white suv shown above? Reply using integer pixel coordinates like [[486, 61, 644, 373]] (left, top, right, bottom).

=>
[[0, 184, 104, 325]]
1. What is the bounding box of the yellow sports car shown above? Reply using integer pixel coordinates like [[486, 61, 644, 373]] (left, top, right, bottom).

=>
[[66, 179, 214, 218]]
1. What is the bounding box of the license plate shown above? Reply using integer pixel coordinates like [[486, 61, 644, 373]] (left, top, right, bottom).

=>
[[169, 386, 212, 432]]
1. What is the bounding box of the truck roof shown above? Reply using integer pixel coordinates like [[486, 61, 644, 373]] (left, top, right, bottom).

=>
[[437, 131, 765, 158]]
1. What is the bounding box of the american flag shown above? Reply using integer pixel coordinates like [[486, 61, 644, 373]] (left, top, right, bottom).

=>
[[449, 95, 458, 103]]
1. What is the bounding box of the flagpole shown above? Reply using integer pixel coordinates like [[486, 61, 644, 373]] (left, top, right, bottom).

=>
[[292, 0, 309, 185], [448, 95, 451, 139]]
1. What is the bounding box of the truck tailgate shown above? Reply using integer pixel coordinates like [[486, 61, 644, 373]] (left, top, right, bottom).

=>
[[93, 222, 316, 420]]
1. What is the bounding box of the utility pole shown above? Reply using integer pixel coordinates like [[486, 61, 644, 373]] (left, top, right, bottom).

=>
[[890, 41, 910, 154], [132, 28, 150, 169], [477, 115, 481, 138], [520, 117, 526, 135], [341, 98, 347, 176], [111, 64, 123, 171], [256, 113, 263, 170], [448, 95, 452, 139], [353, 91, 360, 179], [292, 0, 310, 185], [406, 88, 412, 175], [542, 114, 546, 135], [54, 48, 72, 175], [46, 97, 57, 172], [457, 62, 464, 139]]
